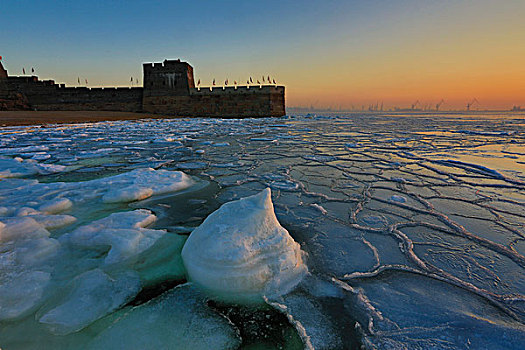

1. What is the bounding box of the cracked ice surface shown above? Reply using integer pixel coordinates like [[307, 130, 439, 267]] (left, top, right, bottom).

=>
[[0, 113, 524, 349]]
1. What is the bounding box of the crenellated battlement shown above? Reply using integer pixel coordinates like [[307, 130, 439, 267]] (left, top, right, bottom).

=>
[[191, 85, 284, 95]]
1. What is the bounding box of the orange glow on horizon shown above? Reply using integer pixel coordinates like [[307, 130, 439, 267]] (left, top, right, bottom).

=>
[[279, 4, 525, 111]]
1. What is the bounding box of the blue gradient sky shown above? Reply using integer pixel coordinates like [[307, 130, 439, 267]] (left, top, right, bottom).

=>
[[1, 0, 524, 109]]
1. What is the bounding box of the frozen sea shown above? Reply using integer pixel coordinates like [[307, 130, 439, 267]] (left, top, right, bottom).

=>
[[0, 112, 524, 349]]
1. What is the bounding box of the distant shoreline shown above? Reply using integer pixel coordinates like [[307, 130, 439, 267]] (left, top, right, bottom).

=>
[[0, 111, 181, 127], [2, 109, 524, 127]]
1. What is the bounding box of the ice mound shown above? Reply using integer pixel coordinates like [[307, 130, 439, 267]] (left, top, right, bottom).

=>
[[87, 284, 241, 350], [60, 210, 165, 265], [99, 168, 195, 203], [39, 269, 141, 335], [182, 188, 307, 303], [0, 157, 66, 178]]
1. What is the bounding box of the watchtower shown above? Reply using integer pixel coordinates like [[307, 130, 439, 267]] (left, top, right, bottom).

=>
[[143, 59, 195, 97]]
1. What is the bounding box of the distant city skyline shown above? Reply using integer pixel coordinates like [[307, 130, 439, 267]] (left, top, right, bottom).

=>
[[2, 0, 524, 110]]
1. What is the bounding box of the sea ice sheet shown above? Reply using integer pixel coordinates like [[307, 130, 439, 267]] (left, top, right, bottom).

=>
[[1, 113, 524, 349]]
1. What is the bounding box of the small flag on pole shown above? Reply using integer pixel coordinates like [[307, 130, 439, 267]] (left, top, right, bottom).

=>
[[32, 67, 35, 73], [273, 79, 276, 84], [197, 79, 200, 86], [85, 79, 88, 85], [131, 77, 133, 82], [23, 68, 25, 74], [234, 80, 237, 85], [0, 56, 3, 60], [268, 76, 271, 83], [78, 77, 80, 84], [247, 80, 250, 84], [257, 79, 260, 84], [225, 79, 228, 85], [262, 76, 265, 83], [249, 77, 253, 83], [212, 79, 215, 86]]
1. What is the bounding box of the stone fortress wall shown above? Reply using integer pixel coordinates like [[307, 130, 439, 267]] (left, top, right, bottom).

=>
[[0, 59, 285, 118], [5, 76, 143, 112]]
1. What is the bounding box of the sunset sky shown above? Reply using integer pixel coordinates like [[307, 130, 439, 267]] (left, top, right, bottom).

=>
[[1, 0, 524, 110]]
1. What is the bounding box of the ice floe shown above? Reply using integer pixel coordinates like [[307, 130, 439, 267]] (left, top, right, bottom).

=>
[[0, 157, 66, 178], [0, 270, 51, 321], [60, 210, 164, 265], [38, 269, 141, 335], [98, 168, 195, 203], [0, 167, 196, 326], [0, 217, 58, 321], [87, 284, 241, 350], [0, 168, 195, 224]]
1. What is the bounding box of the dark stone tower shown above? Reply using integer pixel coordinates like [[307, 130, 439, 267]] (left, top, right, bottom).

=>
[[143, 59, 195, 97], [0, 61, 7, 79], [0, 62, 8, 97]]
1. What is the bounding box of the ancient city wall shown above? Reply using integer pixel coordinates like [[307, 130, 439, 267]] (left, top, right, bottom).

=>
[[142, 85, 285, 118], [6, 77, 143, 112], [1, 59, 286, 117]]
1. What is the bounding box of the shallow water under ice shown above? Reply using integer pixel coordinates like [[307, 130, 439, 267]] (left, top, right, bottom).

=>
[[0, 112, 524, 349]]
